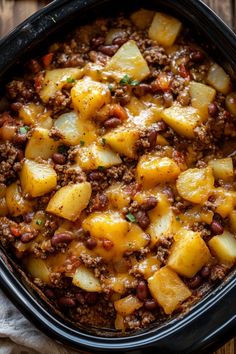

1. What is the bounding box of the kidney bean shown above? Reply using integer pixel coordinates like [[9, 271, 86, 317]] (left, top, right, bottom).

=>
[[45, 289, 55, 298], [177, 91, 190, 106], [104, 117, 121, 129], [210, 220, 224, 235], [163, 92, 173, 108], [16, 149, 24, 162], [23, 212, 34, 223], [52, 153, 66, 165], [10, 226, 21, 237], [208, 102, 218, 117], [190, 50, 205, 63], [10, 102, 23, 112], [188, 275, 202, 289], [88, 171, 104, 181], [51, 232, 73, 246], [112, 36, 127, 46], [58, 296, 76, 308], [147, 128, 158, 149], [144, 299, 158, 311], [21, 232, 35, 243], [91, 36, 105, 48], [86, 292, 98, 305], [135, 210, 150, 230], [102, 239, 114, 250], [141, 196, 158, 211], [98, 45, 119, 56], [201, 265, 210, 278], [13, 133, 28, 144], [29, 59, 41, 73], [136, 280, 149, 301], [133, 83, 151, 97], [75, 292, 86, 305], [85, 238, 97, 250]]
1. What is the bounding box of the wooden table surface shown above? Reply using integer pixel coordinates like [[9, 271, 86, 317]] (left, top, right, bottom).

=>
[[0, 0, 236, 353]]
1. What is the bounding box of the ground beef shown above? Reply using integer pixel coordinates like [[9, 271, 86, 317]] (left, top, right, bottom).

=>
[[55, 53, 85, 68], [0, 142, 21, 183], [7, 79, 35, 102], [156, 236, 174, 264]]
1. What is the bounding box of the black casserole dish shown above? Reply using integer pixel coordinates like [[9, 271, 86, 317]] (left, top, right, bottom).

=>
[[1, 0, 236, 353]]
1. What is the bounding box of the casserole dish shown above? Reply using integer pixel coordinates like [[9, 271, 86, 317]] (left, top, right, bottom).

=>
[[1, 0, 236, 353]]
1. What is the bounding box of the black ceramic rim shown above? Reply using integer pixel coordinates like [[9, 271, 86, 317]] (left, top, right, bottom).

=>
[[1, 0, 236, 353]]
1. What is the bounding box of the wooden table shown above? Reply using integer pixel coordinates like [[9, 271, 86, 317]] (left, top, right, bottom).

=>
[[0, 1, 235, 353]]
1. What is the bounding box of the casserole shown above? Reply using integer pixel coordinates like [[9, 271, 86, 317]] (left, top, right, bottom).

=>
[[1, 0, 236, 353]]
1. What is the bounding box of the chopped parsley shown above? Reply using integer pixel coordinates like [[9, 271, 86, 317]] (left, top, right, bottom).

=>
[[19, 126, 29, 135], [98, 166, 105, 171], [176, 216, 180, 221], [66, 77, 76, 84], [108, 83, 114, 92], [36, 219, 42, 225], [119, 74, 140, 86], [126, 212, 136, 223], [58, 145, 68, 154], [80, 140, 85, 147], [101, 138, 106, 145]]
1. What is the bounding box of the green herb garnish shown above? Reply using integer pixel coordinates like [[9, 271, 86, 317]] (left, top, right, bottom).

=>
[[58, 145, 68, 154], [176, 216, 180, 221], [36, 219, 42, 225], [108, 83, 114, 92], [80, 140, 85, 147], [98, 166, 105, 171], [101, 138, 106, 145], [66, 77, 75, 84], [119, 74, 140, 86], [19, 126, 29, 135], [129, 80, 140, 86], [126, 212, 136, 223]]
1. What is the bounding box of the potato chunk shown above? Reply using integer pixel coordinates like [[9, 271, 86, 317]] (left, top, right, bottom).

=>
[[148, 12, 182, 47], [133, 255, 160, 279], [104, 127, 140, 158], [71, 78, 111, 120], [212, 188, 234, 218], [131, 9, 154, 29], [226, 92, 236, 116], [6, 182, 33, 216], [176, 167, 214, 204], [114, 295, 143, 316], [19, 103, 44, 125], [20, 159, 57, 197], [73, 265, 102, 292], [206, 63, 231, 95], [137, 155, 180, 188], [168, 229, 211, 278], [190, 81, 216, 119], [54, 111, 97, 146], [25, 256, 50, 283], [106, 183, 131, 209], [209, 158, 234, 181], [75, 143, 122, 170], [208, 231, 236, 266], [40, 67, 83, 102], [105, 40, 150, 81], [161, 105, 203, 138], [25, 127, 59, 160], [148, 266, 191, 314], [46, 182, 91, 221]]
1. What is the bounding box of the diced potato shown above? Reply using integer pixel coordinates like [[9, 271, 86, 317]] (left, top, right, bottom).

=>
[[6, 182, 33, 216], [168, 229, 211, 278], [209, 158, 234, 181], [37, 112, 53, 130], [230, 210, 236, 233], [226, 92, 236, 116], [212, 188, 234, 218], [104, 127, 140, 158], [19, 103, 44, 125], [206, 63, 231, 95], [54, 111, 97, 146], [137, 155, 180, 188], [25, 127, 59, 160], [20, 160, 57, 197], [161, 105, 203, 138], [182, 206, 214, 225], [176, 167, 214, 204], [115, 314, 125, 331], [124, 224, 150, 253], [114, 295, 143, 316], [75, 143, 122, 170], [208, 231, 236, 266], [40, 67, 84, 102], [131, 9, 154, 29], [148, 12, 182, 47], [190, 81, 216, 119], [0, 198, 8, 216], [148, 266, 191, 314], [105, 40, 150, 81], [147, 193, 179, 245], [73, 265, 102, 292], [71, 78, 111, 120], [107, 274, 135, 294], [106, 183, 131, 209], [46, 182, 91, 221], [25, 256, 50, 283], [134, 255, 160, 279]]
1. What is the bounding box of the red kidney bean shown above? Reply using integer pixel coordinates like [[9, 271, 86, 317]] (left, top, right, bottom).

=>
[[104, 117, 121, 129], [188, 275, 202, 289], [133, 83, 151, 97], [102, 239, 114, 250], [208, 102, 218, 117], [51, 232, 73, 246], [86, 292, 98, 305], [98, 45, 119, 56], [144, 299, 158, 311], [29, 59, 41, 73], [10, 102, 23, 112], [136, 280, 149, 301], [210, 220, 224, 235], [201, 266, 210, 278], [135, 210, 150, 230], [85, 238, 97, 250], [177, 91, 190, 106], [91, 36, 105, 48], [45, 289, 55, 298], [141, 196, 158, 211], [21, 232, 36, 243], [190, 50, 205, 63], [147, 128, 158, 149], [75, 292, 86, 305], [112, 36, 127, 46], [23, 212, 34, 223], [16, 149, 24, 162], [52, 153, 66, 165], [58, 297, 76, 308], [13, 134, 28, 144]]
